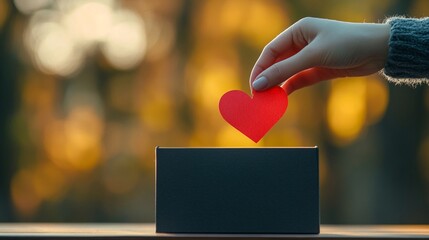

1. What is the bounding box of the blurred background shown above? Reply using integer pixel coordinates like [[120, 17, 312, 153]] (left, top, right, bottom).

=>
[[1, 0, 429, 223]]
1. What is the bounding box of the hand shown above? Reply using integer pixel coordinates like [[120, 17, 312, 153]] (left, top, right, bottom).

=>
[[250, 17, 390, 94]]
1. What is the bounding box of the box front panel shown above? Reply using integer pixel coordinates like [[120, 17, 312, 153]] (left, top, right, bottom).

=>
[[156, 147, 319, 234]]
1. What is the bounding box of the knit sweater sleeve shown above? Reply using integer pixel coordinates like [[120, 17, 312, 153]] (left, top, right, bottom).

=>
[[382, 17, 429, 85]]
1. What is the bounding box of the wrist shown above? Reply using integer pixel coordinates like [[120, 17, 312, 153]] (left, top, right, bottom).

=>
[[368, 23, 390, 67]]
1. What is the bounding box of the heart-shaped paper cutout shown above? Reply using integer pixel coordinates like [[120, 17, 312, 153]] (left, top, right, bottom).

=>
[[219, 86, 288, 143]]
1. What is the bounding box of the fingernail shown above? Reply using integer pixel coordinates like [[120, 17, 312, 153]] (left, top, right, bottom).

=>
[[252, 76, 268, 91]]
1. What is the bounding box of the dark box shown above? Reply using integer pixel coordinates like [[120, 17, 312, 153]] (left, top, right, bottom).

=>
[[155, 147, 319, 234]]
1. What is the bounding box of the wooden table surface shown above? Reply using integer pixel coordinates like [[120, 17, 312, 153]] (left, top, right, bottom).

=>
[[1, 223, 429, 239]]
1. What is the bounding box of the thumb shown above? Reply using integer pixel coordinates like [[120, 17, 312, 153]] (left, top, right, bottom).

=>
[[252, 46, 318, 91]]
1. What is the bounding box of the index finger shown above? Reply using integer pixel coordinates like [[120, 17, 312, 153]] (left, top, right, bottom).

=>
[[249, 30, 294, 84], [249, 21, 310, 84]]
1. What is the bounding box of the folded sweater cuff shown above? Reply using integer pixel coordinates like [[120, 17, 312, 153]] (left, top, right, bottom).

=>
[[382, 17, 429, 84]]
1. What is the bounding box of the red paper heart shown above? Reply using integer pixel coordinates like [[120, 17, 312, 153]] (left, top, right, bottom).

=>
[[219, 86, 288, 143]]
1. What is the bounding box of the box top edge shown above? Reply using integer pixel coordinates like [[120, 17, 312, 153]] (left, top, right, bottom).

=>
[[156, 146, 318, 149]]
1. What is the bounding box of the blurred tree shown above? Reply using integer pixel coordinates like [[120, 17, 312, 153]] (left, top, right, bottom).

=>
[[0, 4, 18, 221]]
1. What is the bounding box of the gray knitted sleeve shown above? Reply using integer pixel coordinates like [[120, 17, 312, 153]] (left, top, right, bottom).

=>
[[382, 17, 429, 85]]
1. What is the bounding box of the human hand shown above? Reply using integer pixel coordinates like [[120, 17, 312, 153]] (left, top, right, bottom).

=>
[[250, 17, 390, 94]]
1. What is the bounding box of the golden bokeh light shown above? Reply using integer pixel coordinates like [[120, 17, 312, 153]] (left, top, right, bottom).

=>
[[11, 162, 67, 218], [28, 18, 83, 76], [23, 8, 85, 76], [327, 76, 388, 146], [23, 0, 147, 76], [101, 9, 147, 69], [144, 16, 175, 62], [193, 0, 244, 40], [239, 0, 289, 49], [11, 169, 42, 218], [31, 163, 67, 201], [43, 106, 103, 172], [14, 0, 51, 15], [216, 125, 264, 147], [61, 0, 115, 44], [327, 78, 366, 145], [193, 64, 240, 111], [193, 0, 288, 49], [262, 127, 306, 147], [187, 46, 241, 113]]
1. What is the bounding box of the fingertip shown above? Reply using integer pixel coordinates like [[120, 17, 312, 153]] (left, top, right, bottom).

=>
[[252, 76, 269, 91]]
